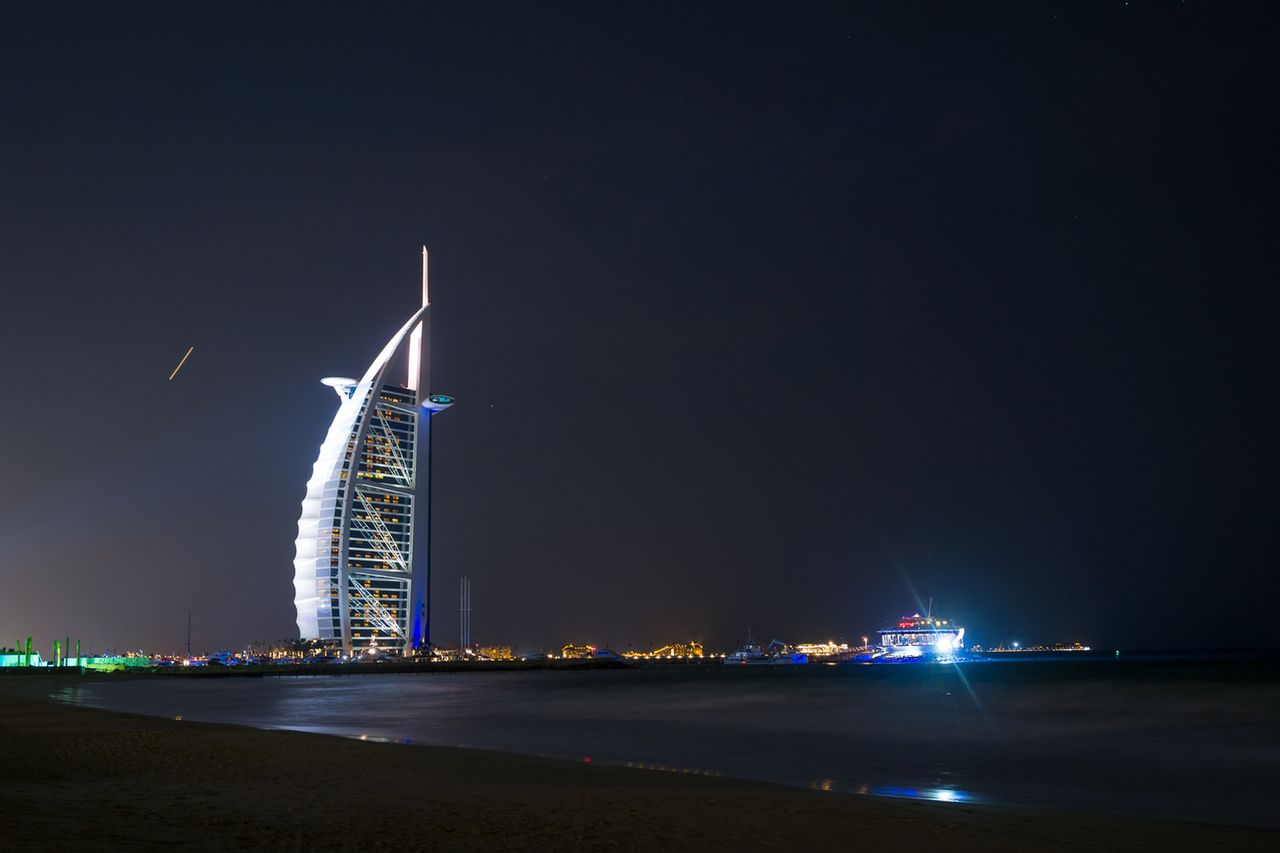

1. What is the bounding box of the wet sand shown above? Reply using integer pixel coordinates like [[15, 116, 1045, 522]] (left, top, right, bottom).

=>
[[1, 673, 1273, 852]]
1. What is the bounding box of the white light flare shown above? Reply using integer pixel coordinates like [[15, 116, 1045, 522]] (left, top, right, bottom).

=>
[[168, 346, 195, 381]]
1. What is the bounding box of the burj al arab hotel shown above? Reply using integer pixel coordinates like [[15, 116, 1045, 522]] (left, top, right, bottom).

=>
[[293, 248, 453, 655]]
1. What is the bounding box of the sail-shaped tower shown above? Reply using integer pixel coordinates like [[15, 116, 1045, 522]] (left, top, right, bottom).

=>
[[293, 248, 453, 655]]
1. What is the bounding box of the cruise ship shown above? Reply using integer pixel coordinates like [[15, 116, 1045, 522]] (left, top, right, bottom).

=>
[[862, 613, 966, 661]]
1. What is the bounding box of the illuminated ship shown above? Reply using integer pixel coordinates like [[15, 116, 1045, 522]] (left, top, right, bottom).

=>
[[865, 613, 965, 661]]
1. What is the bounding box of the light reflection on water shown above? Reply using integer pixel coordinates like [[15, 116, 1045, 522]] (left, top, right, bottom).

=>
[[53, 664, 1280, 828], [803, 777, 975, 803], [871, 785, 974, 803]]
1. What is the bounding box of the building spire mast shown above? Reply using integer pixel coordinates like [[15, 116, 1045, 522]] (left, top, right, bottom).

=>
[[422, 244, 430, 307], [407, 245, 429, 391]]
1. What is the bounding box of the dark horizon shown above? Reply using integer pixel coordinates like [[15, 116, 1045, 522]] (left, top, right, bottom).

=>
[[2, 2, 1278, 654]]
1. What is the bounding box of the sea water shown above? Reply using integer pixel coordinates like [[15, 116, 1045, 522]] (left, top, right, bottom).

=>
[[55, 656, 1280, 828]]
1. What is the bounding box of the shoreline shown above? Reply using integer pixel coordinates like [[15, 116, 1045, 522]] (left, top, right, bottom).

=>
[[1, 674, 1274, 851], [3, 646, 1273, 682]]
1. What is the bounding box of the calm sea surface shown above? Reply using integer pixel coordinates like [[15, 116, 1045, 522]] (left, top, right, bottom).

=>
[[55, 657, 1280, 828]]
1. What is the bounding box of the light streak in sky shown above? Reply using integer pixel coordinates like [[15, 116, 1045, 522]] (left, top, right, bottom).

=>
[[168, 346, 195, 380]]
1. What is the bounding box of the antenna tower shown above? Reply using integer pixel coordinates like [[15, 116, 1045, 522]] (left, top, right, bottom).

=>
[[459, 576, 471, 649]]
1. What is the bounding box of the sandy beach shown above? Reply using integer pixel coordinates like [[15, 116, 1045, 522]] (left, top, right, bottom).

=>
[[1, 673, 1273, 852]]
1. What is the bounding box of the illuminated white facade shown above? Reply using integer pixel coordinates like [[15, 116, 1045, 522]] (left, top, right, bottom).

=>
[[293, 249, 452, 654]]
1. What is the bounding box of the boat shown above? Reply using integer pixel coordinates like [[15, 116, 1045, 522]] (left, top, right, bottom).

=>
[[859, 612, 966, 661], [724, 630, 808, 665]]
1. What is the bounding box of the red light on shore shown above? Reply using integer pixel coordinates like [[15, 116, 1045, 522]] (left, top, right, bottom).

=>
[[582, 756, 593, 763]]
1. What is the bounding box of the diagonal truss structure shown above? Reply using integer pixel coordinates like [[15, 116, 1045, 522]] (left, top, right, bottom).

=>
[[292, 248, 454, 655]]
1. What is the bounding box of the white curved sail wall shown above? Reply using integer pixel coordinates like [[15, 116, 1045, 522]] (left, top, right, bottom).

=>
[[293, 305, 428, 649]]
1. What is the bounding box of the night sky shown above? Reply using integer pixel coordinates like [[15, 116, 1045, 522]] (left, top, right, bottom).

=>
[[2, 2, 1277, 654]]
